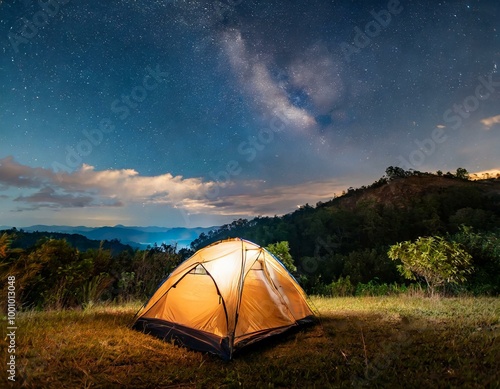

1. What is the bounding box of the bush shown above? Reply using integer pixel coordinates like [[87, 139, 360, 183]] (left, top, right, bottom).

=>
[[388, 236, 473, 296], [329, 276, 355, 297]]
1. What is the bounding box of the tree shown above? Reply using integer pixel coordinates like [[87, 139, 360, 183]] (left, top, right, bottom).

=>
[[450, 226, 500, 295], [131, 243, 182, 299], [455, 167, 469, 180], [388, 236, 473, 296], [385, 166, 407, 180], [266, 241, 297, 273]]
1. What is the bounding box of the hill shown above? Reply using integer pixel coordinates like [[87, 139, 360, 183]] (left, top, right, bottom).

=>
[[323, 174, 500, 210], [191, 170, 500, 294]]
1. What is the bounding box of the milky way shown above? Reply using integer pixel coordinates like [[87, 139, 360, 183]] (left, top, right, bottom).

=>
[[0, 0, 499, 227]]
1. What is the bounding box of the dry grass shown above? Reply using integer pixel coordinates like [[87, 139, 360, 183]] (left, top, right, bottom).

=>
[[1, 297, 499, 388]]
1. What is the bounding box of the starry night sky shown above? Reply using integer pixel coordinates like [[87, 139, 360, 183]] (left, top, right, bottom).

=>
[[0, 0, 499, 227]]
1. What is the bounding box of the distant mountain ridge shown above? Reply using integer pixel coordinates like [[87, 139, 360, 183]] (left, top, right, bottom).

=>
[[3, 225, 217, 248]]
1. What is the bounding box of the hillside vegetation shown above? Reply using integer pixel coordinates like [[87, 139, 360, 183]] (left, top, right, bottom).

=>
[[191, 168, 500, 296], [0, 234, 188, 310]]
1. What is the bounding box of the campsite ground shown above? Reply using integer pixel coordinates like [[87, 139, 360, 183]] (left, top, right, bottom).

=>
[[2, 296, 499, 388]]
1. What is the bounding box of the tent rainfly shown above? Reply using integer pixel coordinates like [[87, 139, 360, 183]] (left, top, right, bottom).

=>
[[132, 238, 316, 359]]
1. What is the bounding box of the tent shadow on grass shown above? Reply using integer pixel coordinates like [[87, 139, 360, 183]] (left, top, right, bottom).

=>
[[229, 320, 320, 360]]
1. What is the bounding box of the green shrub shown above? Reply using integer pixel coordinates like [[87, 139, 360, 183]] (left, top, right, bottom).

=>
[[329, 276, 355, 297]]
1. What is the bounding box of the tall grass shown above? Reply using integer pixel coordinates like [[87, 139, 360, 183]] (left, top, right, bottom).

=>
[[81, 274, 114, 310]]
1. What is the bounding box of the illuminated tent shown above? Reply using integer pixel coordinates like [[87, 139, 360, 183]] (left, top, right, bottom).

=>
[[132, 238, 315, 359]]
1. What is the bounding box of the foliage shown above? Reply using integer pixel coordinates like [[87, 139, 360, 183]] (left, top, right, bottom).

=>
[[190, 168, 499, 295], [455, 167, 470, 180], [1, 227, 134, 253], [0, 232, 11, 258], [117, 272, 137, 302], [354, 279, 410, 296], [450, 226, 500, 295], [265, 241, 297, 273], [130, 243, 182, 300], [449, 208, 495, 230], [0, 234, 185, 309], [1, 166, 499, 310], [81, 273, 113, 310], [388, 236, 473, 296], [328, 276, 355, 297], [29, 239, 91, 308], [385, 166, 408, 180]]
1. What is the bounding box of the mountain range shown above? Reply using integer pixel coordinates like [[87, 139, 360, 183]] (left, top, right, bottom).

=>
[[0, 224, 216, 249]]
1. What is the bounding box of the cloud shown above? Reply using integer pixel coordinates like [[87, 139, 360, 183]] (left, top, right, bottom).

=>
[[13, 186, 124, 210], [0, 157, 221, 211], [480, 115, 500, 129], [0, 156, 54, 188], [0, 157, 358, 221], [191, 178, 357, 217], [470, 168, 500, 180], [61, 164, 219, 204], [14, 186, 95, 208]]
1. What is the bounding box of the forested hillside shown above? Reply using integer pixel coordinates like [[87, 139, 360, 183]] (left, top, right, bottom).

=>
[[0, 232, 189, 310], [191, 168, 500, 295]]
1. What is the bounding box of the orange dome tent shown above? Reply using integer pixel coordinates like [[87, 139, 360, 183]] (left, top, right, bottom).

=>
[[132, 238, 316, 359]]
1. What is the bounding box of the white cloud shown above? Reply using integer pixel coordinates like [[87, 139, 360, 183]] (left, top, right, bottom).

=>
[[0, 157, 221, 211], [480, 115, 500, 129], [67, 164, 218, 204]]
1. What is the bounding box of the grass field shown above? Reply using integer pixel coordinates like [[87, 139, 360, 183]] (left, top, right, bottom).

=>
[[1, 296, 499, 388]]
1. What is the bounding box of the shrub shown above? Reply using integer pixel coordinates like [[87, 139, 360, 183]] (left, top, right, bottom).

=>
[[388, 236, 473, 296], [329, 276, 355, 297]]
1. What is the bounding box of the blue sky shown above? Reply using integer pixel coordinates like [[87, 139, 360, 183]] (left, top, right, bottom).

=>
[[0, 0, 499, 227]]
